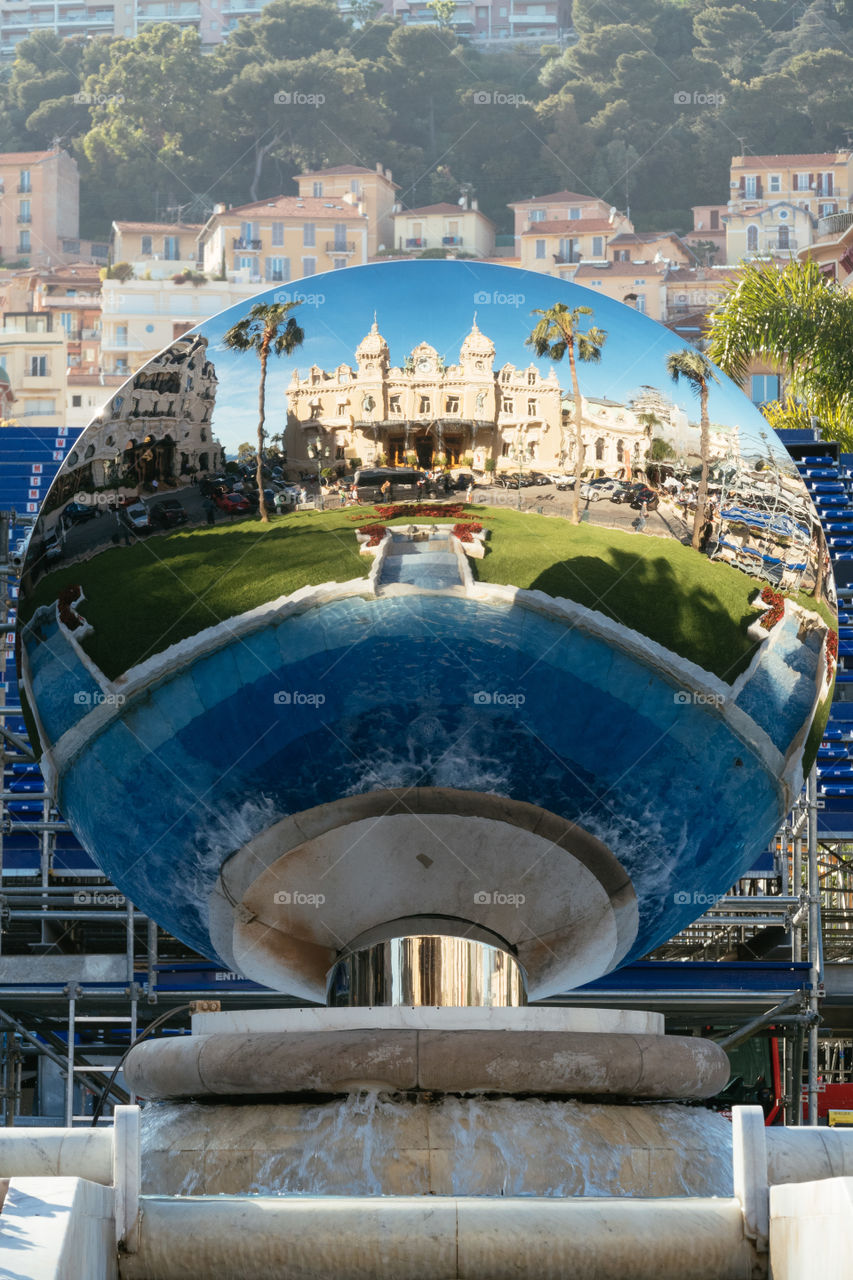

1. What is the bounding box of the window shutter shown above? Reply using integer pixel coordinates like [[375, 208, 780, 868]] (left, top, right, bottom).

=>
[[755, 177, 762, 197], [808, 173, 814, 190], [739, 177, 745, 193]]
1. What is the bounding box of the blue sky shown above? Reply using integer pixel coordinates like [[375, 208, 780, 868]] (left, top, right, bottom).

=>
[[196, 259, 786, 461]]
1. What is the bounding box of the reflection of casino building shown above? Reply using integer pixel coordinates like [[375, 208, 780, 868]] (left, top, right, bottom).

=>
[[565, 395, 653, 477], [63, 335, 221, 494], [285, 319, 563, 470]]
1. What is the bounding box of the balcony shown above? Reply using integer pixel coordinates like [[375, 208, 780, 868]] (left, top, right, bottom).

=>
[[442, 236, 463, 246], [405, 237, 425, 248], [553, 253, 581, 264], [16, 244, 31, 257], [17, 214, 31, 224], [325, 240, 356, 254], [16, 184, 30, 194], [233, 237, 262, 251], [767, 238, 798, 251], [508, 11, 556, 20], [819, 211, 853, 238]]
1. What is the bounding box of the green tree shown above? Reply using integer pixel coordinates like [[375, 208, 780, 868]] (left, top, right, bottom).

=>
[[426, 0, 457, 30], [526, 303, 607, 525], [692, 4, 766, 80], [222, 301, 305, 523], [665, 349, 719, 551], [648, 436, 676, 461], [707, 258, 853, 444], [236, 442, 255, 463]]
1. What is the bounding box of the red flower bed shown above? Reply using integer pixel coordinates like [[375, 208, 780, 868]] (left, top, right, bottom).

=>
[[826, 628, 839, 680], [358, 523, 387, 548], [354, 503, 465, 521], [759, 586, 785, 630], [57, 584, 84, 631], [452, 522, 483, 543]]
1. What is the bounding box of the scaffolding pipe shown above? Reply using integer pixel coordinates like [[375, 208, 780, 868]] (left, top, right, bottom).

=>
[[792, 833, 803, 962], [807, 766, 822, 1127], [65, 994, 75, 1128]]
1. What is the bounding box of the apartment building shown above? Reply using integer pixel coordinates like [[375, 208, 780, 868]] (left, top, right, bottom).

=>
[[0, 150, 79, 269], [569, 260, 667, 322], [726, 201, 816, 264], [294, 164, 397, 257], [0, 311, 67, 426], [684, 205, 727, 261], [799, 210, 853, 288], [197, 194, 368, 282], [31, 262, 103, 378], [393, 202, 496, 257], [111, 221, 204, 278], [348, 0, 571, 42], [607, 231, 692, 266], [508, 190, 618, 244], [99, 277, 259, 376], [66, 372, 125, 429], [725, 151, 853, 263], [519, 212, 633, 276]]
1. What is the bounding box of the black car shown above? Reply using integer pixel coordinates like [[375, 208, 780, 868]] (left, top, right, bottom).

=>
[[150, 498, 189, 528], [610, 482, 645, 504], [529, 473, 551, 486], [62, 501, 97, 524], [353, 467, 425, 502], [453, 473, 476, 491], [496, 474, 521, 489]]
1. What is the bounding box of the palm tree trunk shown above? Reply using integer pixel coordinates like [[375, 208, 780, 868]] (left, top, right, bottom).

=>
[[814, 523, 826, 604], [257, 339, 269, 524], [692, 383, 710, 551], [569, 342, 582, 526]]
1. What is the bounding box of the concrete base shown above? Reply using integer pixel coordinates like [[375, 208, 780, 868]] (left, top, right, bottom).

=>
[[125, 1006, 729, 1102], [770, 1177, 853, 1280], [0, 1177, 116, 1280]]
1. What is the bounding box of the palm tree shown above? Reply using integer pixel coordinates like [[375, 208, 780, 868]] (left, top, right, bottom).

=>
[[222, 301, 304, 523], [526, 302, 607, 525], [707, 258, 853, 445], [666, 349, 719, 552]]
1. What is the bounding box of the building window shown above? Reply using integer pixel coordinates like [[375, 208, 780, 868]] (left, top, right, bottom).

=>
[[746, 225, 759, 251], [527, 398, 536, 415], [820, 172, 834, 196], [744, 175, 757, 198], [29, 355, 47, 376], [595, 437, 605, 461], [529, 208, 545, 222], [59, 312, 74, 334], [709, 209, 719, 230], [390, 395, 401, 414], [418, 396, 430, 414], [569, 207, 580, 220], [72, 395, 82, 407], [446, 395, 459, 413], [794, 173, 811, 191], [635, 294, 646, 314], [777, 225, 790, 250], [18, 230, 30, 252], [164, 236, 179, 260], [264, 256, 289, 282], [337, 402, 347, 416], [502, 398, 514, 413], [501, 441, 511, 457], [271, 222, 284, 246], [750, 373, 779, 405], [333, 257, 347, 270], [303, 223, 315, 247], [116, 325, 128, 347], [23, 398, 56, 416], [535, 239, 546, 259], [501, 369, 511, 383], [313, 182, 323, 197], [769, 175, 781, 193], [302, 256, 316, 276], [592, 236, 603, 257], [141, 236, 152, 255], [18, 199, 31, 223], [18, 169, 30, 193]]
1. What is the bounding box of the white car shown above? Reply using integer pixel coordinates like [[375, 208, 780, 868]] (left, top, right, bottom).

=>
[[122, 502, 151, 532], [580, 479, 620, 501]]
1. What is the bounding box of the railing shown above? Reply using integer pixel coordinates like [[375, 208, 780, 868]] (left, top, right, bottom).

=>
[[16, 214, 31, 224], [405, 238, 425, 248], [818, 210, 853, 238], [767, 238, 798, 251], [325, 241, 356, 254], [232, 237, 261, 250], [442, 236, 463, 246], [16, 184, 30, 194]]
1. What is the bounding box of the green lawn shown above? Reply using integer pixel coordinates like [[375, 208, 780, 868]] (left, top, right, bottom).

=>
[[20, 503, 832, 686]]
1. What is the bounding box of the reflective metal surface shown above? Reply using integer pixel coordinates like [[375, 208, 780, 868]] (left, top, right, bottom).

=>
[[327, 933, 527, 1007]]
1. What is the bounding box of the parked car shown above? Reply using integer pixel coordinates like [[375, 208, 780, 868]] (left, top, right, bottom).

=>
[[42, 529, 63, 562], [150, 498, 189, 529], [353, 467, 425, 502], [630, 486, 660, 511], [200, 475, 230, 497], [495, 474, 522, 489], [582, 479, 626, 501], [529, 473, 552, 486], [214, 491, 251, 515], [452, 472, 476, 491], [122, 502, 151, 532], [62, 501, 97, 524], [610, 482, 646, 505]]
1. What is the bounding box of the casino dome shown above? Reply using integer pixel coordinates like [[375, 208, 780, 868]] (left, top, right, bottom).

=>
[[16, 260, 837, 1000]]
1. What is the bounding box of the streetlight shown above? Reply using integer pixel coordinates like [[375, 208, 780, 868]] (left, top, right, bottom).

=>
[[307, 437, 331, 510]]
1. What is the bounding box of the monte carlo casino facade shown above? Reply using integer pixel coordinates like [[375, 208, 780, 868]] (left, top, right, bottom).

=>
[[285, 319, 569, 473]]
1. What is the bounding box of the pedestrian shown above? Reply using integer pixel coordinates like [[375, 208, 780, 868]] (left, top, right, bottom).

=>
[[466, 482, 474, 503], [380, 479, 391, 502], [203, 497, 216, 526]]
